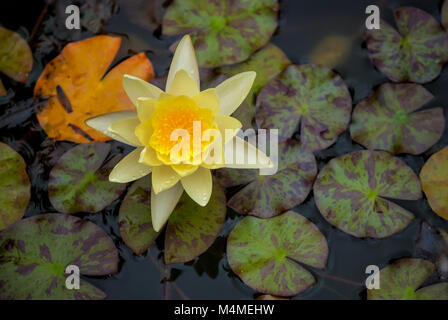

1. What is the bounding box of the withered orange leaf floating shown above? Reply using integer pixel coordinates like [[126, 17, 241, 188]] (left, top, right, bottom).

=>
[[34, 35, 154, 143]]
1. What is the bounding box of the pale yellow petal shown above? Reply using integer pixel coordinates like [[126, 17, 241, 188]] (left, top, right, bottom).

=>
[[168, 69, 199, 97], [85, 111, 137, 145], [216, 71, 256, 115], [193, 88, 219, 113], [152, 165, 180, 194], [135, 119, 153, 146], [166, 35, 199, 92], [136, 97, 156, 122], [151, 182, 183, 232], [123, 74, 164, 106], [224, 136, 274, 169], [180, 167, 212, 206], [139, 147, 162, 166], [109, 147, 152, 183], [171, 163, 198, 177], [214, 114, 242, 144], [108, 117, 142, 146]]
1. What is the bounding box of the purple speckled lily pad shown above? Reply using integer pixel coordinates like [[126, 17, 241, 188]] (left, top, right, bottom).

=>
[[366, 7, 448, 83], [118, 175, 159, 255], [368, 258, 448, 300], [162, 0, 279, 67], [255, 64, 352, 151], [49, 143, 127, 214], [165, 179, 226, 264], [314, 150, 422, 238], [0, 142, 30, 231], [227, 211, 328, 296], [350, 83, 444, 155], [0, 213, 118, 299], [217, 139, 316, 218]]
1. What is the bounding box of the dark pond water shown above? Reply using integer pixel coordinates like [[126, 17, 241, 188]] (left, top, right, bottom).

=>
[[1, 0, 448, 299]]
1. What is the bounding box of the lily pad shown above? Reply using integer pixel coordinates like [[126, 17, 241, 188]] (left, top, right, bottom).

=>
[[350, 83, 444, 155], [118, 175, 159, 255], [255, 64, 352, 151], [365, 7, 448, 83], [218, 43, 291, 129], [314, 150, 422, 238], [368, 258, 448, 300], [48, 143, 127, 214], [0, 143, 31, 231], [162, 0, 279, 67], [227, 211, 328, 296], [0, 213, 118, 299], [0, 27, 33, 83], [34, 35, 154, 143], [420, 147, 448, 220], [217, 139, 316, 218], [165, 179, 226, 264]]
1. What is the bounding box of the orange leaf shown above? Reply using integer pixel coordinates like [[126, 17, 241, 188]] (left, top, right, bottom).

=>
[[34, 35, 154, 143]]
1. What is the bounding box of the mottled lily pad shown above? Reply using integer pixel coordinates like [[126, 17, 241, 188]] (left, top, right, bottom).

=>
[[118, 175, 159, 255], [165, 179, 226, 264], [255, 64, 352, 151], [162, 0, 279, 67], [314, 150, 422, 238], [217, 139, 316, 218], [227, 211, 328, 296], [0, 213, 118, 299], [368, 258, 448, 300], [218, 43, 291, 129], [420, 147, 448, 220], [365, 7, 448, 83], [350, 83, 444, 155], [49, 143, 127, 214], [0, 142, 31, 231], [0, 27, 33, 83]]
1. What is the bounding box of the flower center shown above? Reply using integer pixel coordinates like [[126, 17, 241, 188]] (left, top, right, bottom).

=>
[[149, 96, 215, 161]]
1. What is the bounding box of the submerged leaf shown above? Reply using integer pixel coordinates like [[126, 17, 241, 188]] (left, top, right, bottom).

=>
[[368, 258, 448, 300], [34, 35, 154, 143], [443, 0, 448, 31], [255, 64, 351, 151], [350, 83, 444, 155], [0, 27, 33, 83], [118, 175, 159, 255], [48, 143, 127, 214], [309, 34, 353, 68], [227, 211, 328, 296], [217, 139, 316, 218], [314, 150, 422, 238], [0, 213, 118, 299], [162, 0, 279, 67], [365, 7, 448, 83], [0, 79, 6, 97], [0, 143, 30, 231], [420, 147, 448, 220], [165, 179, 226, 264]]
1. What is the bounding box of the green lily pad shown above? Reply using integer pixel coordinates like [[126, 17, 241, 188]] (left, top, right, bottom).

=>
[[227, 211, 328, 296], [0, 213, 118, 299], [162, 0, 279, 67], [218, 43, 291, 129], [0, 27, 33, 83], [165, 179, 226, 264], [0, 142, 31, 231], [255, 64, 352, 151], [365, 7, 448, 83], [48, 143, 127, 214], [217, 139, 316, 218], [314, 150, 422, 238], [350, 83, 444, 155], [118, 175, 159, 255], [368, 258, 448, 300]]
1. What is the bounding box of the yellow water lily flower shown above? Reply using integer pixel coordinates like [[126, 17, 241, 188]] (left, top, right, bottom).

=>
[[86, 35, 273, 231]]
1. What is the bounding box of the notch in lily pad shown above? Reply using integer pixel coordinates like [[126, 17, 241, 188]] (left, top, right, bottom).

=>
[[48, 143, 127, 214], [227, 211, 328, 296], [350, 83, 444, 155], [0, 214, 118, 299], [314, 150, 422, 238]]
